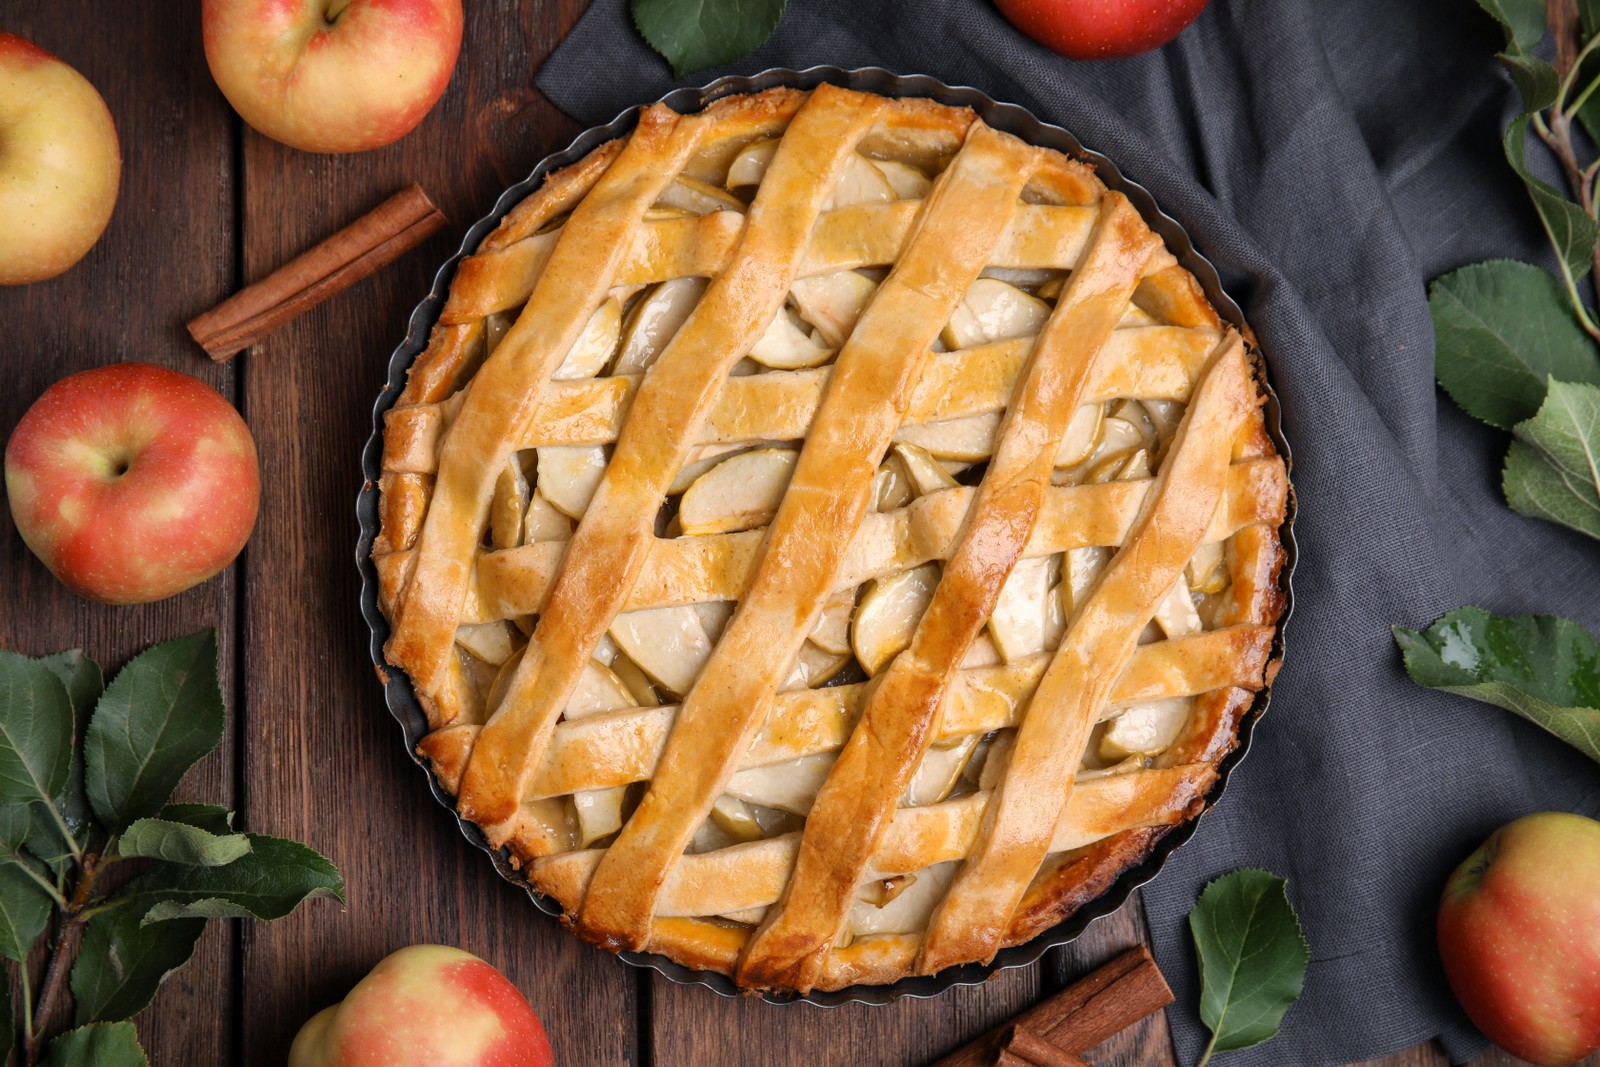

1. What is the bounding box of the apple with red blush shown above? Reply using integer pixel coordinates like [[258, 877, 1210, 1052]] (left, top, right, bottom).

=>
[[5, 363, 259, 604], [996, 0, 1210, 61], [1437, 812, 1600, 1066], [289, 945, 554, 1067], [201, 0, 463, 154], [0, 32, 121, 284]]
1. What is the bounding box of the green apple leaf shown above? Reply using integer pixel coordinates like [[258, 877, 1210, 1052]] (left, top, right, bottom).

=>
[[1505, 118, 1600, 285], [127, 834, 344, 924], [0, 857, 55, 963], [37, 649, 104, 862], [0, 651, 74, 813], [1474, 0, 1549, 51], [37, 650, 103, 743], [1394, 606, 1600, 763], [1571, 1, 1600, 143], [154, 803, 235, 837], [1582, 0, 1600, 37], [1190, 868, 1309, 1063], [118, 818, 251, 868], [1500, 51, 1561, 113], [72, 907, 204, 1025], [1470, 0, 1554, 114], [0, 651, 79, 864], [631, 0, 788, 78], [40, 1022, 149, 1067], [0, 804, 27, 853], [1430, 262, 1600, 429], [85, 631, 224, 831], [1503, 379, 1600, 540], [1576, 73, 1600, 147]]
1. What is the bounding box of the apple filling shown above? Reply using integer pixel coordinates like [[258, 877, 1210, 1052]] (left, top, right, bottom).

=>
[[431, 140, 1237, 936]]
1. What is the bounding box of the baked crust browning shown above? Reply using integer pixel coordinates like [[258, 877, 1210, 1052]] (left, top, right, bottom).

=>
[[371, 85, 1290, 994]]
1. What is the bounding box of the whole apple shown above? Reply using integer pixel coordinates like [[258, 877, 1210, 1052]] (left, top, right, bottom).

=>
[[289, 945, 554, 1067], [996, 0, 1210, 61], [0, 32, 121, 285], [4, 363, 260, 604], [202, 0, 464, 154], [1437, 812, 1600, 1066]]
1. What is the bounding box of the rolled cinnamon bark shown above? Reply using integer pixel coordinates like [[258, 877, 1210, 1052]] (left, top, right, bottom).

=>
[[187, 183, 447, 361]]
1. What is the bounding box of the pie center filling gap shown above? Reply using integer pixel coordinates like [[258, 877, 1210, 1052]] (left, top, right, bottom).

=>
[[371, 83, 1289, 995]]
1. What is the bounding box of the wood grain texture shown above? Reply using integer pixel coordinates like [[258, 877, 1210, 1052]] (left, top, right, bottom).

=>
[[3, 5, 1595, 1067], [650, 964, 1041, 1067], [0, 6, 238, 1065], [233, 1, 625, 1066]]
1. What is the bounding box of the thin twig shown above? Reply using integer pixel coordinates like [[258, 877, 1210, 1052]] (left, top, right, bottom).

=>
[[1551, 0, 1582, 82], [1532, 0, 1600, 326], [62, 851, 99, 915], [1565, 64, 1600, 117], [1539, 110, 1590, 210], [1557, 27, 1600, 109], [22, 849, 102, 1065], [1539, 101, 1600, 320], [18, 965, 33, 1066], [25, 923, 79, 1067]]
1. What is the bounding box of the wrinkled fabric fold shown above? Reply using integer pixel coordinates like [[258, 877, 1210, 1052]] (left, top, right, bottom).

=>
[[535, 2, 1600, 1064]]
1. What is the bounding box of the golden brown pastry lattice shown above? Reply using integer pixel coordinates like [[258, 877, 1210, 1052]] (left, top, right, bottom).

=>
[[372, 84, 1288, 993]]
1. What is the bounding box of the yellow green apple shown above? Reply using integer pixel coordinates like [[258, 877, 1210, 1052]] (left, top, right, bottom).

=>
[[201, 0, 463, 154], [0, 32, 120, 285], [288, 945, 554, 1067]]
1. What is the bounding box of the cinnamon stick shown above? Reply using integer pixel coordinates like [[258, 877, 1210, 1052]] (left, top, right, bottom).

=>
[[187, 183, 447, 361], [1000, 1027, 1093, 1067], [995, 1050, 1091, 1067], [928, 946, 1173, 1067]]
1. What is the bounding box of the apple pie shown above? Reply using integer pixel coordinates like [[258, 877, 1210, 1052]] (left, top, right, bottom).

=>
[[371, 83, 1288, 993]]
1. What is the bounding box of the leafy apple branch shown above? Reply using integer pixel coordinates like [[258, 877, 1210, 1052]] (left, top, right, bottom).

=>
[[1, 632, 344, 1067], [1426, 0, 1600, 542], [1523, 0, 1600, 334]]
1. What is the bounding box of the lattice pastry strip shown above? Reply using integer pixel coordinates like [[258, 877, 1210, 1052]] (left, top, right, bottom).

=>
[[439, 198, 1181, 324], [374, 459, 1281, 651], [734, 191, 1163, 989], [455, 86, 892, 838], [371, 85, 1289, 994], [417, 623, 1275, 799], [577, 119, 1047, 950], [380, 326, 1215, 477]]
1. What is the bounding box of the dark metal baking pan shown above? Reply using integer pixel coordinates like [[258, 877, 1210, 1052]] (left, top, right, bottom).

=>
[[355, 65, 1298, 1007]]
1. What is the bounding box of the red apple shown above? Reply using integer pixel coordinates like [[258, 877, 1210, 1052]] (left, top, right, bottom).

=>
[[4, 363, 259, 604], [1437, 812, 1600, 1066], [288, 945, 553, 1067], [201, 0, 464, 154], [0, 32, 121, 285], [996, 0, 1210, 61]]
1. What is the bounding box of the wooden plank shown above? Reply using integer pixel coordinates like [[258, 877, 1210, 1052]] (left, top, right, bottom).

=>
[[0, 5, 239, 1066], [650, 964, 1040, 1066], [232, 2, 633, 1065]]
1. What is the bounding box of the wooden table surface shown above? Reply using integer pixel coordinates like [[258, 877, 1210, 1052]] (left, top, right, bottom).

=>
[[0, 5, 1582, 1066]]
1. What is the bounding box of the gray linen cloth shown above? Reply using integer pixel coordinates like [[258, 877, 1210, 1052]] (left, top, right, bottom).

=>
[[533, 1, 1600, 1063]]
